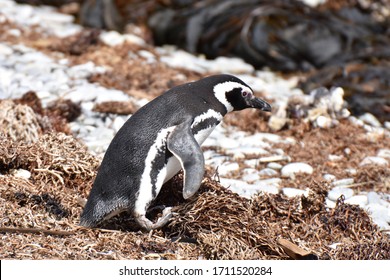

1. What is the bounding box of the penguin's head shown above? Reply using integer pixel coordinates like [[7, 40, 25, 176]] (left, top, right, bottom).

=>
[[211, 74, 272, 113]]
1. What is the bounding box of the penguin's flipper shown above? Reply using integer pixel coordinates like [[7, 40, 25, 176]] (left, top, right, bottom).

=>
[[167, 120, 205, 199]]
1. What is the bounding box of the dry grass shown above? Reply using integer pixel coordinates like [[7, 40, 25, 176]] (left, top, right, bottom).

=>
[[0, 16, 388, 260], [0, 87, 389, 260]]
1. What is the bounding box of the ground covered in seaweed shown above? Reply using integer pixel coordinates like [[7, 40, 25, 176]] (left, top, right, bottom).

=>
[[0, 105, 389, 260], [0, 0, 389, 260]]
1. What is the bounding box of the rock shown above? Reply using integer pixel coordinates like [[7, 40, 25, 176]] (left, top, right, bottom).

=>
[[268, 115, 288, 131], [282, 187, 309, 198], [217, 162, 240, 176], [253, 178, 282, 195], [208, 56, 255, 74], [328, 243, 343, 250], [360, 156, 388, 166], [328, 154, 343, 161], [158, 47, 255, 74], [205, 155, 229, 168], [370, 218, 390, 231], [359, 112, 382, 127], [367, 191, 382, 205], [11, 168, 31, 180], [0, 43, 13, 55], [226, 146, 269, 157], [377, 149, 390, 159], [281, 162, 313, 178], [345, 195, 368, 207], [258, 155, 291, 163], [258, 168, 278, 177], [345, 168, 357, 176], [112, 116, 127, 132], [312, 86, 345, 114], [138, 50, 156, 63], [328, 186, 354, 201], [367, 192, 390, 207], [267, 162, 283, 170], [218, 137, 240, 149], [332, 178, 354, 187], [344, 147, 351, 155], [254, 184, 280, 195], [243, 159, 258, 168], [348, 116, 365, 127], [123, 34, 146, 46], [364, 204, 390, 230], [218, 178, 279, 198], [315, 115, 333, 128], [244, 132, 284, 144], [242, 172, 260, 183], [99, 30, 125, 46], [268, 104, 289, 131], [323, 173, 336, 182], [325, 198, 336, 208]]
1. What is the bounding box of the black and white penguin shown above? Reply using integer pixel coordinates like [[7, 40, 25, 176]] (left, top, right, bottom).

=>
[[79, 74, 271, 231]]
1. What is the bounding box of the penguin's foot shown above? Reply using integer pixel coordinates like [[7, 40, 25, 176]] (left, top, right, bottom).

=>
[[135, 207, 173, 231]]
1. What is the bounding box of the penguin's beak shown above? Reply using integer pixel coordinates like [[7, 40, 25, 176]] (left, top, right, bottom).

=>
[[248, 97, 272, 112]]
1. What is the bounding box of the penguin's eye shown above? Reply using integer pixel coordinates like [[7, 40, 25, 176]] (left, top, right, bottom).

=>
[[241, 91, 250, 98]]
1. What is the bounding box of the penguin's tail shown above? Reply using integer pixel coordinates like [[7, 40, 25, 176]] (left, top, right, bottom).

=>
[[79, 205, 101, 228], [79, 195, 127, 228], [79, 195, 107, 228]]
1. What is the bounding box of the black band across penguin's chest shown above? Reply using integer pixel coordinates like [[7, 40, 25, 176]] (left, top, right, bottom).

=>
[[190, 109, 224, 141]]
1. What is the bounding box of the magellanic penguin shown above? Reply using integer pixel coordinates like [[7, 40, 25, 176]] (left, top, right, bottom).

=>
[[79, 74, 271, 231]]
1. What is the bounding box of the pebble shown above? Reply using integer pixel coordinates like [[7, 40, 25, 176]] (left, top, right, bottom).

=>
[[344, 195, 368, 207], [258, 155, 291, 163], [345, 168, 357, 176], [328, 186, 354, 201], [205, 155, 229, 168], [258, 168, 279, 177], [158, 47, 254, 74], [217, 162, 240, 176], [282, 187, 309, 198], [218, 178, 275, 198], [242, 172, 260, 183], [359, 156, 388, 166], [281, 162, 313, 178], [254, 178, 282, 194], [331, 178, 354, 187], [325, 198, 336, 208], [377, 149, 390, 159], [323, 173, 336, 182], [315, 115, 333, 128], [364, 204, 390, 230], [99, 31, 146, 47], [267, 162, 283, 170], [244, 159, 258, 169], [328, 154, 343, 161], [254, 184, 280, 195], [217, 137, 240, 149], [11, 168, 31, 180], [367, 192, 390, 207], [226, 147, 269, 157], [359, 112, 382, 127], [240, 133, 281, 146]]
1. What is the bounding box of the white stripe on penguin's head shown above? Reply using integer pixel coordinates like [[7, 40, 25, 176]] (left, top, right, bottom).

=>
[[213, 81, 252, 113]]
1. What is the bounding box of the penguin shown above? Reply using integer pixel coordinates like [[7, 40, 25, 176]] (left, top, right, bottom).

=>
[[79, 74, 271, 231]]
